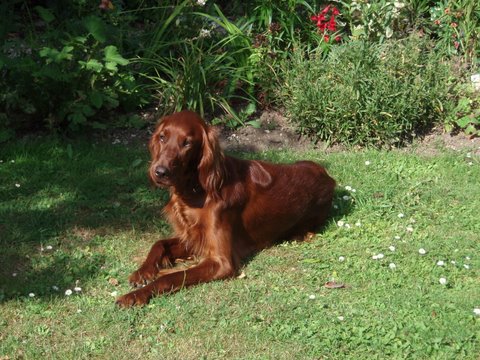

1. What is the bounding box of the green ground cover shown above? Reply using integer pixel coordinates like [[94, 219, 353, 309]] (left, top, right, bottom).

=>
[[0, 137, 479, 359]]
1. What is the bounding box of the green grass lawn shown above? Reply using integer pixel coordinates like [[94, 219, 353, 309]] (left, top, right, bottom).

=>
[[1, 136, 479, 359]]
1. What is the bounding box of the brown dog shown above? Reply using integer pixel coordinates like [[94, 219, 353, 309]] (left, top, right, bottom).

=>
[[116, 110, 336, 307]]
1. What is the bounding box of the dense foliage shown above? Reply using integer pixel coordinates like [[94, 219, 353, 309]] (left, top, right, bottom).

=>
[[282, 37, 454, 146], [1, 0, 479, 144]]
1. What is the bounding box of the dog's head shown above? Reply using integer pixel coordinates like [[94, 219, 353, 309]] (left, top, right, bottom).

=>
[[149, 110, 225, 197]]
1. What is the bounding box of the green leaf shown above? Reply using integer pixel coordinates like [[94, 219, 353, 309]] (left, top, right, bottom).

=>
[[104, 46, 129, 66], [39, 46, 73, 63], [79, 59, 103, 72], [81, 105, 95, 117], [34, 6, 55, 24], [89, 91, 103, 109], [464, 124, 478, 135], [104, 61, 118, 72], [456, 115, 473, 128], [83, 16, 107, 43], [103, 94, 120, 109], [244, 102, 257, 115], [68, 112, 87, 125], [246, 120, 261, 128]]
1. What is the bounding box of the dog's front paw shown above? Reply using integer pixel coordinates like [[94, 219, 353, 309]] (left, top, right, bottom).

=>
[[116, 289, 151, 308], [128, 266, 157, 287]]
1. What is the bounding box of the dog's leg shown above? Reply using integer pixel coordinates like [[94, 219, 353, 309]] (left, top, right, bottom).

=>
[[128, 237, 191, 287], [117, 257, 234, 307]]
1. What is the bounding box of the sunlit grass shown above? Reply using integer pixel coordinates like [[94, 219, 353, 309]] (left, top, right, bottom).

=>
[[0, 137, 479, 359]]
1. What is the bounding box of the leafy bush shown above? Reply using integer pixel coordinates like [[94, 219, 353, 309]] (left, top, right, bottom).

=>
[[281, 35, 454, 146], [340, 0, 410, 42], [444, 80, 480, 136], [0, 3, 148, 139]]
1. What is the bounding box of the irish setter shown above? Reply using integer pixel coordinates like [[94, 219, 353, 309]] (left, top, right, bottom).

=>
[[116, 110, 336, 307]]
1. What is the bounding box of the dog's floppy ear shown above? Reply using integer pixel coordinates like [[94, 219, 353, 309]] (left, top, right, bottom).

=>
[[198, 125, 225, 198], [148, 122, 163, 185]]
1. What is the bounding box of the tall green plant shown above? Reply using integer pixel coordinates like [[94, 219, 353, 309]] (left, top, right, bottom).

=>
[[429, 0, 480, 61], [281, 35, 454, 146], [139, 4, 256, 123]]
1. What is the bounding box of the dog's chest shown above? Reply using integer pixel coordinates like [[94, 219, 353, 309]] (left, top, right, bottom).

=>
[[166, 199, 205, 241]]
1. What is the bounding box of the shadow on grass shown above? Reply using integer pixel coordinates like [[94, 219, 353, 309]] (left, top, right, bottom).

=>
[[0, 138, 349, 302], [0, 137, 167, 302]]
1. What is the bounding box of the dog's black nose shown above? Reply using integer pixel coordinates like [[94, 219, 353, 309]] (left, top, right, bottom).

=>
[[155, 166, 169, 178]]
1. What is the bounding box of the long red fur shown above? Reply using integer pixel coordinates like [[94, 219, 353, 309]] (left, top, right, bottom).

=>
[[116, 110, 336, 307]]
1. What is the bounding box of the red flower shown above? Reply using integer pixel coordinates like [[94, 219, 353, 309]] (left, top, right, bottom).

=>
[[321, 5, 331, 14], [311, 14, 325, 22], [327, 16, 336, 31], [450, 22, 458, 28], [311, 5, 341, 34], [454, 41, 460, 49], [434, 19, 441, 25], [335, 35, 341, 42], [324, 35, 330, 42]]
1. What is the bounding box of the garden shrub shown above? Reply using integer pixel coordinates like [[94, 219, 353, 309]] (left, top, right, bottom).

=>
[[281, 35, 454, 146], [0, 2, 148, 140]]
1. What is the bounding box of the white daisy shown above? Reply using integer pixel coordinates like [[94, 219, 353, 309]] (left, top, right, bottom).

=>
[[338, 256, 345, 262], [418, 248, 426, 255], [389, 263, 396, 269], [436, 260, 445, 266], [389, 246, 395, 252], [439, 277, 447, 285], [308, 294, 316, 300], [65, 289, 73, 296]]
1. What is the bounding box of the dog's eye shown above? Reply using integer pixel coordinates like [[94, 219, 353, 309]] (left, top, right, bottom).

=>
[[183, 139, 191, 148], [159, 134, 166, 143]]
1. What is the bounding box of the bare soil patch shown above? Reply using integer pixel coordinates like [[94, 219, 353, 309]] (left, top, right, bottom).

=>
[[107, 110, 480, 156]]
